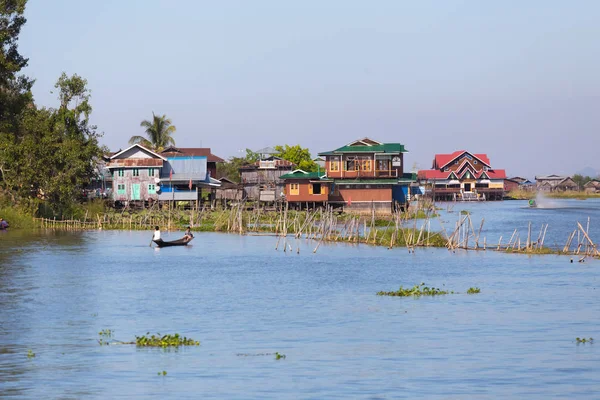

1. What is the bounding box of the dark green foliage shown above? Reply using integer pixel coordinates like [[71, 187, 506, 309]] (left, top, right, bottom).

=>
[[216, 144, 319, 182], [135, 333, 200, 347], [1, 74, 104, 215], [575, 337, 594, 344], [377, 283, 452, 297], [467, 287, 481, 294], [0, 2, 105, 215], [274, 144, 318, 172], [275, 352, 286, 360], [216, 155, 252, 182], [0, 0, 32, 134], [572, 174, 595, 190]]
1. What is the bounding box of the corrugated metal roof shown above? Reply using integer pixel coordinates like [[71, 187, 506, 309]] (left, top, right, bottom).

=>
[[280, 170, 327, 180], [319, 143, 407, 156], [161, 158, 207, 181], [160, 147, 225, 163], [108, 159, 163, 168]]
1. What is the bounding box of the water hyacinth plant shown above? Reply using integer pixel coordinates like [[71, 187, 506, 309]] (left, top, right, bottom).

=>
[[575, 337, 594, 344], [377, 283, 452, 297], [467, 287, 481, 294], [135, 333, 200, 347]]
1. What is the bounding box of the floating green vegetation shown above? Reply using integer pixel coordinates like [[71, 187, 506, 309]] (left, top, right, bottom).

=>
[[460, 210, 470, 215], [467, 287, 481, 294], [27, 349, 35, 358], [377, 283, 452, 297], [135, 333, 200, 348], [576, 337, 594, 344], [98, 329, 114, 345], [275, 352, 286, 360], [157, 371, 168, 376]]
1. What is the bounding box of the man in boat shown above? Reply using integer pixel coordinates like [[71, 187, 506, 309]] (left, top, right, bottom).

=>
[[183, 226, 194, 242], [153, 226, 161, 241], [0, 218, 8, 230]]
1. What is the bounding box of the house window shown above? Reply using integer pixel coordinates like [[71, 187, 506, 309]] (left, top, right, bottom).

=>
[[312, 183, 322, 195], [346, 159, 357, 171], [133, 169, 139, 177], [362, 160, 371, 171], [117, 169, 124, 177], [149, 168, 155, 176], [330, 160, 340, 172], [117, 184, 126, 195], [148, 184, 156, 194], [290, 183, 299, 195], [474, 160, 478, 165], [377, 159, 389, 171]]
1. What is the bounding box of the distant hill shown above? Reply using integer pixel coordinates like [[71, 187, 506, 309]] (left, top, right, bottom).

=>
[[575, 167, 599, 178]]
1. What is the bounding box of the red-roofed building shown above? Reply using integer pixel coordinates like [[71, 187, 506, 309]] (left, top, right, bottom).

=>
[[418, 151, 506, 201]]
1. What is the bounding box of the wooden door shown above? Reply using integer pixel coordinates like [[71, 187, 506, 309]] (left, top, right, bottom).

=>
[[131, 184, 141, 200]]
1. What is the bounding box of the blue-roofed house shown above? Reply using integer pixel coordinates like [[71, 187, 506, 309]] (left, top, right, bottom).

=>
[[158, 147, 222, 205]]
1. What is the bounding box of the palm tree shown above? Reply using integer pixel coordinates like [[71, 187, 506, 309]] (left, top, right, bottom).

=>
[[128, 112, 176, 151]]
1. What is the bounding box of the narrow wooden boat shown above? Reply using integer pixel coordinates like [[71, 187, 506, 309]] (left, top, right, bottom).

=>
[[153, 237, 193, 248]]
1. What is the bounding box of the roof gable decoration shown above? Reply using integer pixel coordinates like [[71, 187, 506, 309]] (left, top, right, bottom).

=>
[[455, 159, 478, 175], [438, 151, 491, 170], [110, 144, 167, 161], [459, 170, 475, 180], [345, 137, 383, 147], [557, 177, 577, 186], [161, 146, 183, 154]]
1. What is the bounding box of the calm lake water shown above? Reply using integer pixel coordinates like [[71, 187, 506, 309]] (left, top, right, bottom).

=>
[[1, 199, 600, 399]]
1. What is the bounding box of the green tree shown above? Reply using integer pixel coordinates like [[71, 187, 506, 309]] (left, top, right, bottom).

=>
[[572, 174, 592, 191], [0, 73, 104, 215], [216, 149, 260, 182], [274, 144, 318, 172], [128, 112, 176, 151], [245, 148, 260, 163], [0, 0, 33, 135]]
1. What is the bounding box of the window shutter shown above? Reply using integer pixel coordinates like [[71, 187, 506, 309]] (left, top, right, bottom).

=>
[[309, 184, 313, 195]]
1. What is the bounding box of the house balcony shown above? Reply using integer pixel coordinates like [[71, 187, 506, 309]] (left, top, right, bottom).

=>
[[374, 169, 398, 178], [329, 170, 399, 179], [158, 188, 199, 201]]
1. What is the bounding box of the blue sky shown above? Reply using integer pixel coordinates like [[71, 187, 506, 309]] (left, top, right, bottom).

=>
[[19, 0, 600, 177]]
